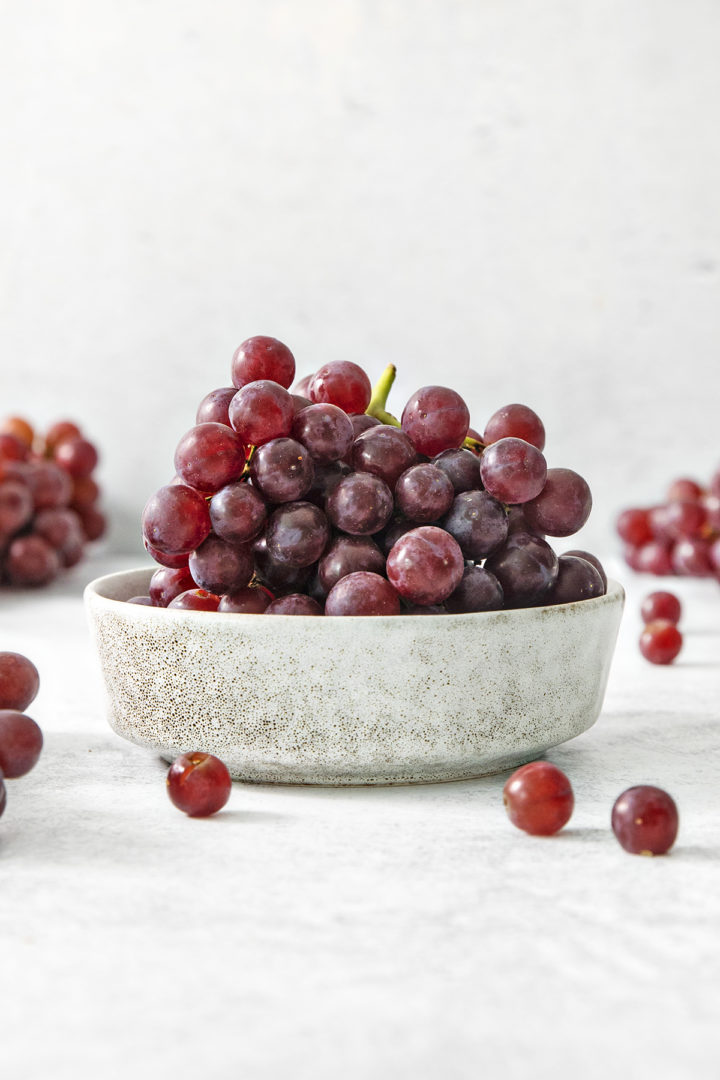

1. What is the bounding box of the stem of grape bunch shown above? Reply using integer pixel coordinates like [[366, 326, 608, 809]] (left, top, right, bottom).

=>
[[366, 363, 485, 453]]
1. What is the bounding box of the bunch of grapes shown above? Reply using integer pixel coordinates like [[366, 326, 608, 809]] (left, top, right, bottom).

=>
[[0, 651, 43, 819], [617, 472, 720, 580], [139, 335, 604, 616], [0, 417, 106, 587]]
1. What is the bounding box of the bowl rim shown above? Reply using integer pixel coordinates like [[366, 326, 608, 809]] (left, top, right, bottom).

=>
[[84, 565, 625, 623]]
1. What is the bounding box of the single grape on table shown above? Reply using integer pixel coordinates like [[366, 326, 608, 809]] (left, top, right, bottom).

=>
[[137, 334, 605, 616]]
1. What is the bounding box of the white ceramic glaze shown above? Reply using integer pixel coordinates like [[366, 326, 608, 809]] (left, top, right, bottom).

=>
[[85, 568, 624, 785]]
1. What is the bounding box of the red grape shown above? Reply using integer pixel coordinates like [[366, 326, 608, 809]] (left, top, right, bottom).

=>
[[218, 586, 273, 614], [167, 589, 222, 612], [352, 426, 418, 489], [0, 710, 43, 778], [484, 533, 559, 606], [231, 336, 296, 390], [386, 526, 464, 605], [611, 786, 678, 855], [401, 386, 470, 456], [483, 403, 546, 451], [395, 464, 455, 523], [503, 761, 574, 836], [480, 438, 547, 505], [616, 508, 654, 547], [149, 566, 197, 607], [544, 555, 605, 605], [441, 490, 508, 560], [174, 423, 246, 493], [432, 448, 482, 493], [291, 403, 354, 463], [209, 481, 267, 545], [166, 752, 232, 817], [144, 539, 190, 569], [670, 538, 713, 577], [326, 472, 394, 536], [250, 438, 315, 503], [53, 437, 98, 478], [142, 484, 212, 556], [0, 480, 33, 539], [0, 417, 34, 449], [0, 433, 28, 461], [188, 535, 254, 594], [666, 478, 703, 502], [445, 565, 504, 613], [639, 620, 683, 664], [563, 549, 607, 590], [44, 420, 81, 451], [5, 535, 61, 586], [308, 361, 372, 414], [0, 652, 40, 711], [266, 594, 323, 615], [325, 571, 401, 616], [228, 380, 295, 446], [522, 468, 592, 537], [265, 502, 330, 567], [196, 387, 236, 426], [641, 591, 681, 625], [317, 535, 385, 593]]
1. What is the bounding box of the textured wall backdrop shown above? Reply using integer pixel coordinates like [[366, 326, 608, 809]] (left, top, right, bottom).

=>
[[1, 0, 719, 556]]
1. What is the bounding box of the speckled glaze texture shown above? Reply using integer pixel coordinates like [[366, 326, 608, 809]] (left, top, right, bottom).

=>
[[85, 568, 624, 785]]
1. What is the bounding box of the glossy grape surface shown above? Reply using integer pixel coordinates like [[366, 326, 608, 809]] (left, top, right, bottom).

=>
[[503, 761, 574, 836], [441, 490, 508, 560], [523, 468, 592, 537], [386, 526, 464, 605], [484, 533, 559, 607], [351, 426, 418, 489], [611, 786, 678, 855], [395, 464, 454, 523], [166, 752, 232, 817], [265, 502, 330, 567], [324, 571, 401, 616], [231, 336, 296, 390], [639, 620, 683, 664], [308, 361, 372, 414], [167, 589, 222, 612], [317, 535, 385, 593], [483, 403, 546, 451], [218, 586, 273, 613], [432, 448, 482, 493], [5, 535, 60, 587], [0, 652, 40, 711], [196, 387, 236, 426], [545, 555, 605, 605], [266, 594, 323, 615], [641, 591, 681, 625], [209, 481, 267, 545], [228, 380, 295, 446], [0, 710, 43, 778], [401, 386, 470, 456], [142, 484, 212, 556], [188, 535, 255, 594], [291, 404, 354, 463], [174, 423, 246, 493], [480, 438, 547, 505], [326, 472, 394, 536], [445, 565, 504, 613], [250, 438, 315, 503]]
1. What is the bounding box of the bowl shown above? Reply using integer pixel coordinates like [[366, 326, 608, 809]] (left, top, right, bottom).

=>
[[85, 567, 624, 785]]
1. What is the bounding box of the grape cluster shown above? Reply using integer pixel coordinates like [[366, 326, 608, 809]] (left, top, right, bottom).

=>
[[0, 652, 44, 819], [0, 417, 106, 587], [639, 590, 683, 665], [617, 471, 720, 580], [139, 335, 604, 615]]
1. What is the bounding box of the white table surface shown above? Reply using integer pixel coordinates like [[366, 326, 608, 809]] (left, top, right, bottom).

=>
[[2, 550, 719, 1080]]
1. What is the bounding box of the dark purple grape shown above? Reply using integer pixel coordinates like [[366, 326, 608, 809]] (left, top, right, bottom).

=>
[[291, 403, 354, 463], [386, 526, 465, 605], [266, 594, 323, 615], [377, 515, 417, 556], [563, 549, 607, 590], [196, 387, 237, 426], [480, 438, 547, 504], [304, 461, 351, 507], [523, 468, 592, 537], [218, 586, 273, 614], [265, 502, 329, 567], [228, 380, 295, 446], [291, 394, 312, 413], [317, 535, 386, 593], [351, 426, 418, 489], [544, 555, 605, 605], [401, 386, 470, 456], [188, 535, 254, 594], [432, 448, 483, 493], [441, 490, 508, 560], [325, 571, 401, 616], [395, 464, 455, 523], [250, 438, 315, 503], [142, 484, 212, 555], [484, 532, 559, 606], [445, 565, 504, 613], [174, 423, 246, 493], [231, 336, 296, 390], [350, 414, 382, 437], [209, 481, 267, 545], [506, 504, 542, 536], [252, 535, 313, 594], [326, 472, 394, 535]]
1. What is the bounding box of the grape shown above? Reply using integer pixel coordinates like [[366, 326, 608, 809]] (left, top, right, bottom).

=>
[[611, 786, 678, 855], [127, 595, 154, 605], [0, 417, 34, 449], [70, 475, 100, 508], [506, 504, 542, 536], [188, 535, 254, 594], [144, 539, 189, 569], [386, 526, 464, 605], [0, 652, 40, 711], [0, 710, 43, 778], [703, 494, 720, 534], [616, 508, 654, 546], [639, 620, 683, 664], [324, 571, 401, 616], [445, 565, 504, 613], [545, 555, 605, 605], [231, 336, 296, 390], [167, 589, 222, 612], [252, 535, 312, 595], [26, 461, 73, 510], [218, 586, 272, 614], [377, 515, 417, 556], [265, 502, 329, 567], [401, 386, 470, 456], [349, 414, 382, 438], [5, 535, 61, 586], [308, 361, 372, 414], [33, 508, 84, 559], [326, 472, 393, 535], [522, 468, 592, 537], [250, 438, 315, 503], [174, 422, 246, 493], [635, 541, 673, 576], [304, 461, 350, 507], [44, 420, 81, 451], [166, 752, 232, 817], [563, 549, 607, 590], [710, 538, 720, 576], [666, 478, 703, 502], [291, 404, 354, 463], [663, 499, 707, 540], [292, 373, 314, 396], [479, 438, 547, 505], [209, 481, 267, 545], [228, 380, 295, 447], [441, 490, 508, 560], [53, 437, 98, 478], [670, 538, 713, 577], [432, 448, 482, 493], [503, 761, 574, 836], [77, 504, 107, 543], [395, 464, 454, 523], [317, 535, 385, 593], [0, 480, 33, 539], [483, 403, 546, 451], [142, 484, 212, 556], [641, 591, 681, 625], [196, 387, 236, 426], [149, 566, 197, 607], [266, 594, 323, 615], [484, 532, 559, 606], [291, 394, 312, 414], [0, 433, 28, 461], [351, 426, 418, 489]]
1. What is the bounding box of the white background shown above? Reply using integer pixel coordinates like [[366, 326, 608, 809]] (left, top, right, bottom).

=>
[[1, 0, 719, 556]]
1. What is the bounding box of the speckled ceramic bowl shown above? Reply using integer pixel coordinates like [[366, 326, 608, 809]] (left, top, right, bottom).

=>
[[85, 567, 624, 785]]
